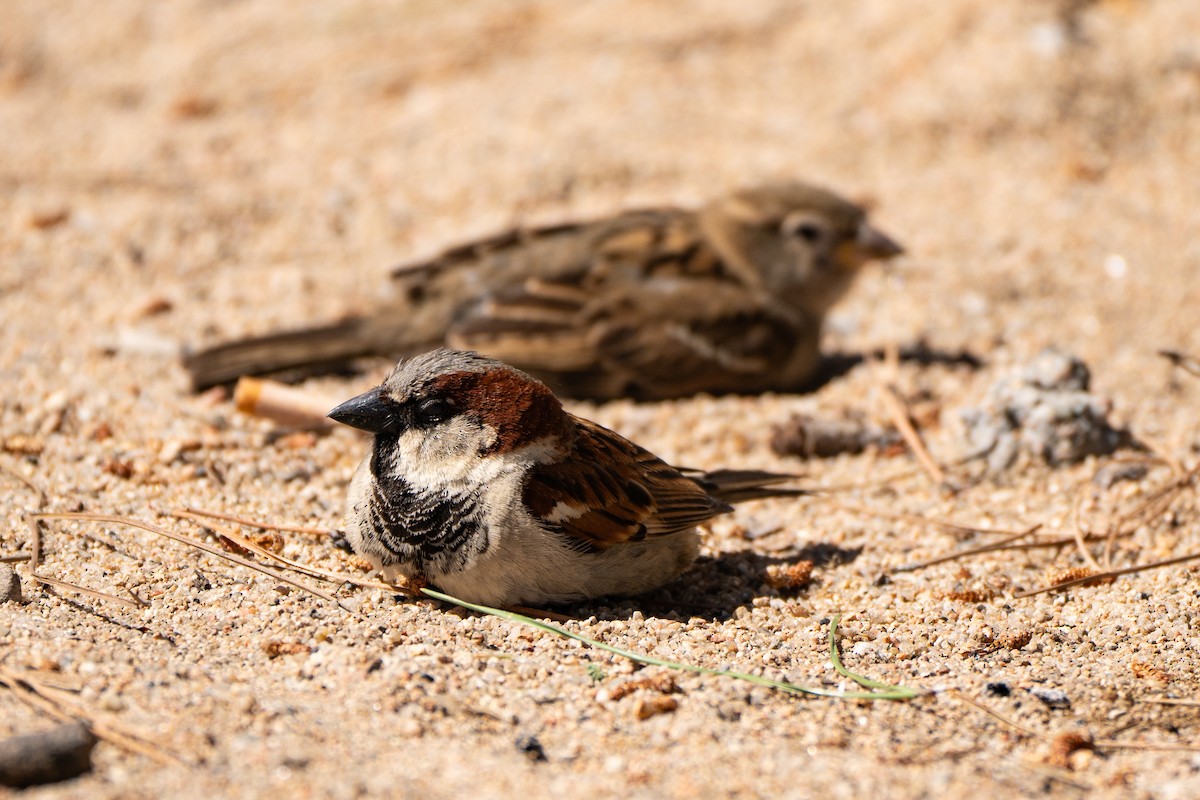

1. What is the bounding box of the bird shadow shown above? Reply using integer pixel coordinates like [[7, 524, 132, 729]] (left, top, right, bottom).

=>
[[565, 541, 863, 623], [804, 341, 984, 391]]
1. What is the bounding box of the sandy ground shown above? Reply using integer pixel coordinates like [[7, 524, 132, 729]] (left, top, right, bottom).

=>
[[3, 1, 1200, 797]]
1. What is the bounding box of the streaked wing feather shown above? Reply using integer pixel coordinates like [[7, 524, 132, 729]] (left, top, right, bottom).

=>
[[522, 418, 728, 550]]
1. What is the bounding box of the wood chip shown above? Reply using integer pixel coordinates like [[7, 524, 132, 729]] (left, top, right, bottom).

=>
[[763, 560, 814, 590], [633, 696, 679, 720], [1045, 731, 1094, 770], [25, 209, 70, 230], [2, 435, 44, 456], [263, 641, 313, 658], [606, 674, 679, 701], [1131, 661, 1171, 684]]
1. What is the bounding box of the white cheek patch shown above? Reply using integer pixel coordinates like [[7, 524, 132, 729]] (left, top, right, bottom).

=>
[[385, 419, 503, 487]]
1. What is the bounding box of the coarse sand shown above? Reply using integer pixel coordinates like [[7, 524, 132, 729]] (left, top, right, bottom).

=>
[[3, 1, 1200, 797]]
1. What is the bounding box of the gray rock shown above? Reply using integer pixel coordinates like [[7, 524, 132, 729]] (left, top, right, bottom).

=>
[[958, 348, 1129, 473], [0, 563, 21, 603]]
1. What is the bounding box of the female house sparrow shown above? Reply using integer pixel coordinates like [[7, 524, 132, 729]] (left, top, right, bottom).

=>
[[328, 348, 803, 606], [188, 181, 902, 400]]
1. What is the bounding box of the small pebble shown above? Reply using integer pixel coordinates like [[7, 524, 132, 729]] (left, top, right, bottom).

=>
[[1028, 687, 1071, 709], [1092, 462, 1149, 488], [0, 723, 96, 788], [514, 733, 547, 763]]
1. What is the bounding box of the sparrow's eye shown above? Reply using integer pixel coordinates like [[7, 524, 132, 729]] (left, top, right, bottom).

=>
[[782, 214, 828, 245], [413, 396, 455, 426]]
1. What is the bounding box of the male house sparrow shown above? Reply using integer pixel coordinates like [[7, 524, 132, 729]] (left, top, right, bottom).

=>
[[188, 182, 902, 400], [328, 348, 803, 606]]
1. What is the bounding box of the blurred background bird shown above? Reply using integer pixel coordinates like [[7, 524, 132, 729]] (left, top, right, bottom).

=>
[[184, 181, 902, 400]]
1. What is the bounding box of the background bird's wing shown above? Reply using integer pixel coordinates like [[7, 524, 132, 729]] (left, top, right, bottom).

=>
[[425, 211, 804, 399], [389, 206, 713, 296], [521, 418, 730, 550], [405, 208, 729, 368], [586, 284, 808, 398]]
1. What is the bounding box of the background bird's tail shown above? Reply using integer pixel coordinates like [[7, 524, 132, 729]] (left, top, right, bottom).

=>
[[184, 317, 387, 390]]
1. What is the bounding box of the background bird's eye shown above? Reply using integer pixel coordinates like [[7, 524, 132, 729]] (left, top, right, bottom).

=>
[[414, 397, 454, 425], [785, 219, 826, 244]]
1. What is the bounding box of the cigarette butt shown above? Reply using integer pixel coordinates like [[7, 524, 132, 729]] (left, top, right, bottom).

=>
[[234, 377, 335, 429]]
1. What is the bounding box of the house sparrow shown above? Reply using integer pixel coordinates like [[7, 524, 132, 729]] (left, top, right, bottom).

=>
[[187, 181, 902, 400], [328, 348, 804, 606]]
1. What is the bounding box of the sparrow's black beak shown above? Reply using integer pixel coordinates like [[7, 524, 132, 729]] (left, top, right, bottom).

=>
[[328, 387, 400, 434], [856, 222, 904, 260]]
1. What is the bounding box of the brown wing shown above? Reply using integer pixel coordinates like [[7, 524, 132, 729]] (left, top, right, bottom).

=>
[[432, 210, 732, 366], [586, 283, 809, 398], [458, 277, 810, 398], [390, 206, 804, 399], [389, 206, 718, 301], [521, 418, 731, 550]]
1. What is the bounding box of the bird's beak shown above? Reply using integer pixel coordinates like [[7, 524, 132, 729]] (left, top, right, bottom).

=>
[[328, 387, 400, 434], [856, 222, 904, 261]]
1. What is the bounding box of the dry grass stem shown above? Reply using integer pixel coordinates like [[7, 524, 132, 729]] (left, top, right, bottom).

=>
[[892, 525, 1043, 573], [1071, 491, 1103, 571], [1093, 740, 1200, 753], [950, 690, 1042, 740], [171, 509, 403, 594], [26, 514, 42, 572], [178, 506, 336, 537], [29, 573, 142, 609], [828, 500, 1053, 538], [32, 512, 358, 613], [1140, 697, 1200, 707], [0, 665, 185, 766], [1114, 463, 1198, 531], [0, 458, 48, 508], [1013, 549, 1200, 598]]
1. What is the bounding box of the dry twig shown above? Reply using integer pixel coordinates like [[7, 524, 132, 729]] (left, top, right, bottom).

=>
[[879, 383, 946, 486]]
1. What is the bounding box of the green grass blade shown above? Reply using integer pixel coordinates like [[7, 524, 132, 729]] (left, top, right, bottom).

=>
[[827, 613, 922, 699], [420, 588, 921, 702]]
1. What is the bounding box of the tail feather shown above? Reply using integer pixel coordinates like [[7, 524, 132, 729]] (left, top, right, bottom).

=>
[[697, 469, 807, 504], [183, 318, 380, 390]]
